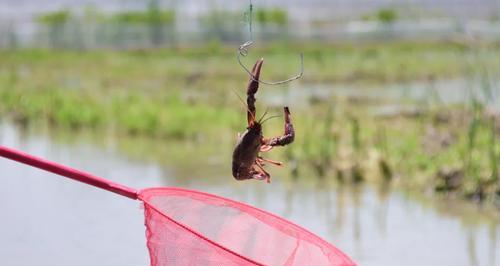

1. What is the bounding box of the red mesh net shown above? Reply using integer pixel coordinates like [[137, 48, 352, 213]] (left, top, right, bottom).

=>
[[139, 188, 355, 266]]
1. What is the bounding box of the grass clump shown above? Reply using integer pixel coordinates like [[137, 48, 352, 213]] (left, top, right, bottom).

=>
[[255, 8, 288, 26], [37, 10, 71, 25]]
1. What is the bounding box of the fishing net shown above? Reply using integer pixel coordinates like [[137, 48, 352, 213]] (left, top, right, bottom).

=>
[[140, 188, 354, 266], [0, 146, 355, 266]]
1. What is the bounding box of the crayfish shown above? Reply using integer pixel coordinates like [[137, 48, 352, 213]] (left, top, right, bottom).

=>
[[232, 59, 295, 183]]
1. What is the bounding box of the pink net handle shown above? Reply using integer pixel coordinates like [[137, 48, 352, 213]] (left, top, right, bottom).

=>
[[0, 145, 139, 199]]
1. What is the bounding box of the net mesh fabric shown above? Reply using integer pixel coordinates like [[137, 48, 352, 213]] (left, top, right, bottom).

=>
[[139, 188, 355, 266]]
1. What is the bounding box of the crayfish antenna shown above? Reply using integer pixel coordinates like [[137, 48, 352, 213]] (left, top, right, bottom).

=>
[[260, 114, 281, 125], [257, 107, 269, 123], [231, 88, 257, 123]]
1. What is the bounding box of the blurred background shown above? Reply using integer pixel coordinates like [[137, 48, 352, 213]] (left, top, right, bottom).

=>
[[0, 0, 499, 265]]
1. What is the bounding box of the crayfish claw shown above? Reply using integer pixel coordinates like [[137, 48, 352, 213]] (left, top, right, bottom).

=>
[[247, 59, 264, 126], [247, 58, 264, 95], [266, 107, 295, 147]]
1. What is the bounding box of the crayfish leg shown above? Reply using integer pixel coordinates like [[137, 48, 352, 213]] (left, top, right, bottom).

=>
[[254, 161, 271, 183], [264, 106, 295, 147], [258, 156, 283, 167]]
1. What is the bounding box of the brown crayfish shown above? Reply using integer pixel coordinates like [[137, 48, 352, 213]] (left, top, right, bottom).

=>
[[232, 59, 295, 183]]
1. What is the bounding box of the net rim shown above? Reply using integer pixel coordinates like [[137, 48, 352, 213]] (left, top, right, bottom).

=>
[[139, 187, 355, 266], [139, 188, 265, 266]]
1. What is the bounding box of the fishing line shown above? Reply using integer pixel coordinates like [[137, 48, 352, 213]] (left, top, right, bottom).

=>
[[237, 0, 304, 85]]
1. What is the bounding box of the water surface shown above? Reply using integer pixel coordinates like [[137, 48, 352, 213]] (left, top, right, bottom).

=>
[[0, 122, 499, 266]]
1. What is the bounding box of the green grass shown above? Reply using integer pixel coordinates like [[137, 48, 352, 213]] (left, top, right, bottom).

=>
[[37, 10, 71, 25], [3, 42, 497, 134], [110, 10, 175, 25], [2, 41, 499, 90], [255, 8, 288, 25], [0, 87, 240, 139], [0, 42, 499, 203]]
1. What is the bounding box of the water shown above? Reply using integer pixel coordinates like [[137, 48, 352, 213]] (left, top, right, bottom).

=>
[[0, 121, 499, 266], [264, 78, 500, 116]]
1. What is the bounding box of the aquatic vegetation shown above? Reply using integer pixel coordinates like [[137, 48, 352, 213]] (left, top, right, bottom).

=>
[[255, 8, 288, 26], [110, 10, 175, 25], [374, 125, 393, 181], [0, 42, 499, 204], [377, 9, 398, 24], [37, 10, 72, 48], [37, 10, 71, 25], [0, 88, 239, 139]]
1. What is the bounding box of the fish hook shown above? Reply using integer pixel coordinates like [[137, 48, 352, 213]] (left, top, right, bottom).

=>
[[237, 1, 304, 85]]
